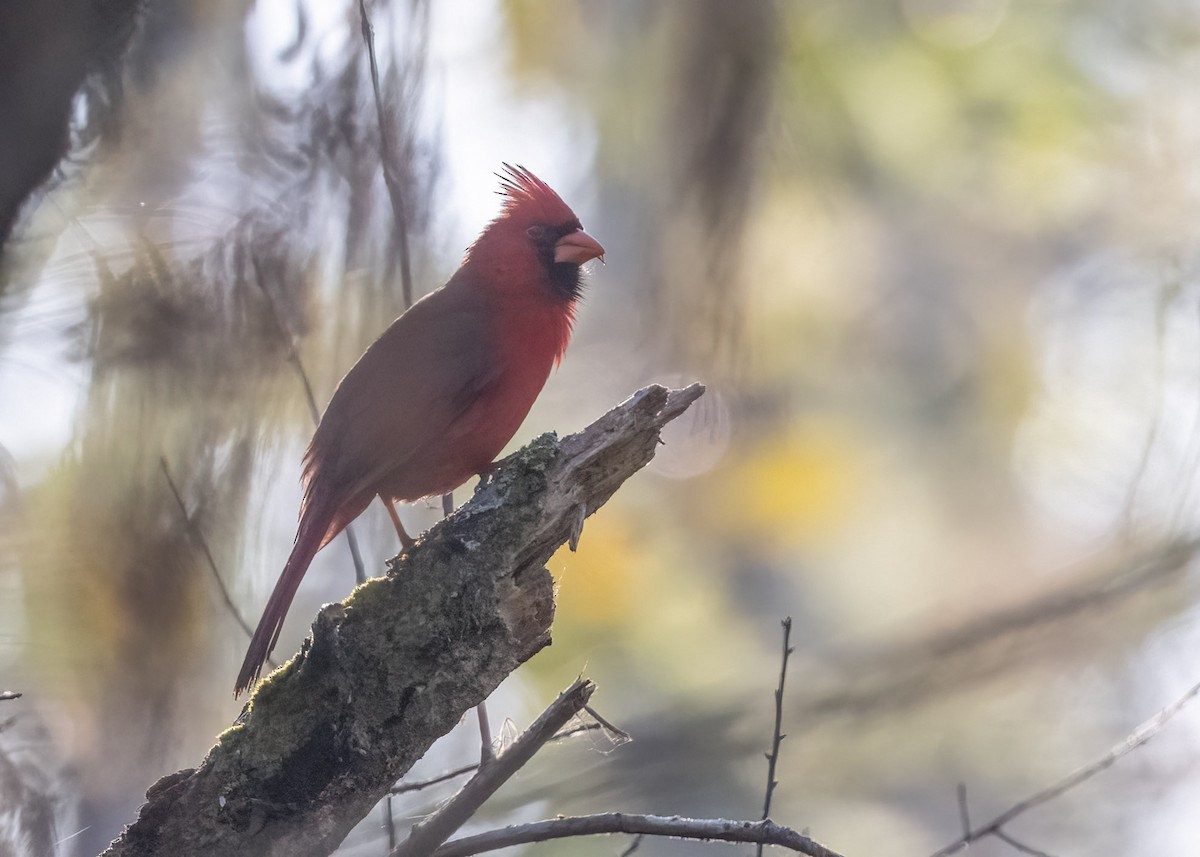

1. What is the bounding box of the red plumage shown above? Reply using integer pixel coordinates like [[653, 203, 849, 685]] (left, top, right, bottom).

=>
[[235, 165, 604, 695]]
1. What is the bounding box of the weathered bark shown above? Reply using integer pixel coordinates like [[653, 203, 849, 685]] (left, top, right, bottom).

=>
[[101, 382, 705, 857]]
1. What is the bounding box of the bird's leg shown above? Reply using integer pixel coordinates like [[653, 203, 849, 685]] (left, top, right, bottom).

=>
[[383, 497, 415, 550], [442, 491, 454, 516]]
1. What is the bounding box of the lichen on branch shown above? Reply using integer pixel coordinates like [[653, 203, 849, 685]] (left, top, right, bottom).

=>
[[101, 382, 705, 857]]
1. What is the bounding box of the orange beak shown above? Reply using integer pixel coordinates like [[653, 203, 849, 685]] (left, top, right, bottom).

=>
[[554, 229, 605, 265]]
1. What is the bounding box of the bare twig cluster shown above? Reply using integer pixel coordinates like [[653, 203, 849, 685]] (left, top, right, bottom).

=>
[[931, 677, 1200, 856], [386, 670, 841, 857], [392, 679, 598, 857]]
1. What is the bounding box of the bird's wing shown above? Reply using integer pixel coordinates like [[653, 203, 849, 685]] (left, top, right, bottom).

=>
[[301, 281, 497, 505]]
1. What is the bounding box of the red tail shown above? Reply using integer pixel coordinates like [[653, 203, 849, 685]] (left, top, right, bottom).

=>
[[235, 493, 337, 696]]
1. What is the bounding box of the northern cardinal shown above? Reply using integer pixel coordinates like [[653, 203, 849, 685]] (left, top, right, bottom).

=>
[[235, 165, 604, 694]]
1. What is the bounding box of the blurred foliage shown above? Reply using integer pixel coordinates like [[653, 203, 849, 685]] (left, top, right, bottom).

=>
[[4, 1, 1200, 856]]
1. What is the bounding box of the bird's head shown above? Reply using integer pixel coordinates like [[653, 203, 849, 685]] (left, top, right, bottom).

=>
[[466, 164, 605, 303]]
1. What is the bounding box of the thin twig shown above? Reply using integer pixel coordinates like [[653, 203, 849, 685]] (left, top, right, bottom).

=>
[[584, 703, 632, 743], [955, 783, 969, 837], [391, 764, 478, 797], [384, 795, 397, 852], [251, 258, 368, 585], [389, 720, 606, 796], [618, 834, 644, 856], [391, 679, 597, 857], [358, 0, 414, 308], [160, 458, 271, 663], [759, 617, 794, 856], [429, 814, 845, 857], [930, 677, 1200, 857], [252, 262, 320, 426], [342, 519, 369, 585], [994, 830, 1058, 857]]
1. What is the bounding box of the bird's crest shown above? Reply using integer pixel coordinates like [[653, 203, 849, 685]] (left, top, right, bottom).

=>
[[495, 164, 578, 226]]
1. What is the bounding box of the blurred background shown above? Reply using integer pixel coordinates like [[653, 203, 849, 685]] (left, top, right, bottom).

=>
[[3, 0, 1200, 854]]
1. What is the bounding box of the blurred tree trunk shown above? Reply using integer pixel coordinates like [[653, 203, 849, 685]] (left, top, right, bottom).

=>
[[0, 0, 140, 250]]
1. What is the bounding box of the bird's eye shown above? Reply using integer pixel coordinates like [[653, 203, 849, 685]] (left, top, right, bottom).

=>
[[526, 225, 547, 241]]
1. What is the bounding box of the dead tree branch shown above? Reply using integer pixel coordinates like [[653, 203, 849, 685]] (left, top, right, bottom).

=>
[[99, 383, 705, 857]]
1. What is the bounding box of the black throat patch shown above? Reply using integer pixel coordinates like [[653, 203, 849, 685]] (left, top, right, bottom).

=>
[[532, 219, 586, 304]]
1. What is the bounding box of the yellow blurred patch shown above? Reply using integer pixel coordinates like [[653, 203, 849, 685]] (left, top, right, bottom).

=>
[[501, 0, 591, 81], [548, 510, 637, 627], [718, 419, 864, 550]]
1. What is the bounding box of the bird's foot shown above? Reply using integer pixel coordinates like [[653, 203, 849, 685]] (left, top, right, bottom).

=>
[[475, 462, 501, 489]]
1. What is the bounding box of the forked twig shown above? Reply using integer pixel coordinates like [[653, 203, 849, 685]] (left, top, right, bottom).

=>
[[993, 830, 1058, 857], [391, 679, 597, 857]]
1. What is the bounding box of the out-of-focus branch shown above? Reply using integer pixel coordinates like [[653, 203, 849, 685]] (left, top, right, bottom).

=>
[[800, 538, 1200, 719], [251, 257, 370, 585], [359, 0, 415, 308], [428, 814, 845, 857], [391, 678, 596, 857], [160, 457, 268, 657], [100, 383, 704, 857], [0, 692, 20, 702], [930, 676, 1200, 857], [0, 2, 142, 249]]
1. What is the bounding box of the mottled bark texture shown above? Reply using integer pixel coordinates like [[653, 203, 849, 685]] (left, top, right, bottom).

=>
[[101, 383, 705, 857]]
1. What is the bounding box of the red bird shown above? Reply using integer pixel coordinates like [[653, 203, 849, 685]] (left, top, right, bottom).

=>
[[235, 166, 604, 694]]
